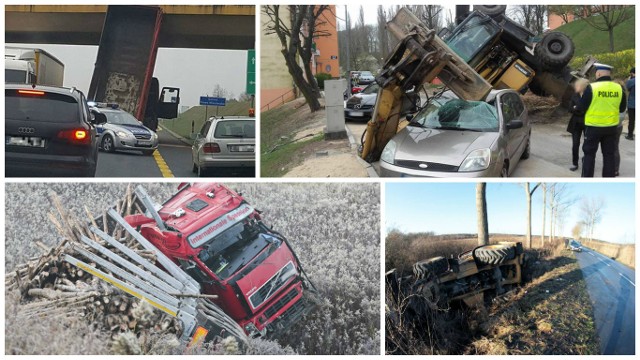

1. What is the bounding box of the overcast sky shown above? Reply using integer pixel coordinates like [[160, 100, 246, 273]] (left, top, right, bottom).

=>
[[339, 4, 458, 29], [10, 43, 248, 107]]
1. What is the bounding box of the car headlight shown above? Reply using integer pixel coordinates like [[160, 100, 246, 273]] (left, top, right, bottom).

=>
[[116, 131, 131, 138], [459, 148, 491, 172], [380, 139, 397, 164], [151, 131, 158, 139]]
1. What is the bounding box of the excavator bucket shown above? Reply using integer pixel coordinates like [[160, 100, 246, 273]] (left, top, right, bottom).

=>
[[361, 8, 492, 161]]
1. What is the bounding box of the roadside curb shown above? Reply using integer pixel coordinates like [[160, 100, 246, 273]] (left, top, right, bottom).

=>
[[344, 124, 378, 178], [158, 125, 193, 146]]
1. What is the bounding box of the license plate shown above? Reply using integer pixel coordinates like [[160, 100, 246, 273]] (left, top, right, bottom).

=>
[[136, 140, 151, 146], [229, 145, 254, 152], [6, 136, 46, 148], [349, 111, 364, 117]]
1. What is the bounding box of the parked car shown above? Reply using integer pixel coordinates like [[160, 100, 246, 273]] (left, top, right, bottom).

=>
[[345, 83, 380, 121], [5, 84, 104, 177], [192, 116, 255, 177], [358, 71, 375, 84], [90, 103, 158, 156], [379, 89, 530, 177]]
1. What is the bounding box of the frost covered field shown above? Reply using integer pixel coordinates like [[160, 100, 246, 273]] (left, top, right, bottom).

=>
[[5, 182, 380, 355]]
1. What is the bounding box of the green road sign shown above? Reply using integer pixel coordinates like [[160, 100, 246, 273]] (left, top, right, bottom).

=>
[[246, 49, 255, 95]]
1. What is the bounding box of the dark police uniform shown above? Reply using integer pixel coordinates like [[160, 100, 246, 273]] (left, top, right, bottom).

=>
[[580, 67, 627, 177]]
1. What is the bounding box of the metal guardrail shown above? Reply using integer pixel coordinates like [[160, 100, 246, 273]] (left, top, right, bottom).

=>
[[261, 88, 296, 112]]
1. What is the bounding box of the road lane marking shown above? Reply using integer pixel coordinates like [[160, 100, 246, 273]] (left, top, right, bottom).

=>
[[619, 273, 636, 287], [152, 150, 174, 177]]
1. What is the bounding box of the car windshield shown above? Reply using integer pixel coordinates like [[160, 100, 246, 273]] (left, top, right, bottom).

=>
[[214, 120, 255, 138], [197, 219, 276, 280], [5, 89, 79, 123], [104, 111, 141, 126], [361, 71, 373, 77], [446, 14, 498, 62], [361, 83, 379, 95], [412, 97, 499, 132]]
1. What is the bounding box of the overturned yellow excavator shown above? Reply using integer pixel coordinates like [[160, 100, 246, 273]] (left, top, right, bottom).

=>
[[361, 5, 595, 162]]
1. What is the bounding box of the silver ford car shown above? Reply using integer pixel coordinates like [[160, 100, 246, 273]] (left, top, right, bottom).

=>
[[91, 104, 158, 156], [379, 89, 531, 177]]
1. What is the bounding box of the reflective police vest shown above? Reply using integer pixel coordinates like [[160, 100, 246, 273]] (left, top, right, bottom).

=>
[[585, 81, 623, 127]]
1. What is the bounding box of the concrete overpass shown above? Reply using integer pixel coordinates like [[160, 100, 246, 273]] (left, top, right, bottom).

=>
[[5, 5, 255, 50]]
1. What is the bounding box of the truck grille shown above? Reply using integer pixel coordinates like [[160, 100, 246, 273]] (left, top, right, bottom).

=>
[[264, 288, 298, 319], [249, 262, 296, 309], [134, 133, 151, 140], [394, 160, 459, 172]]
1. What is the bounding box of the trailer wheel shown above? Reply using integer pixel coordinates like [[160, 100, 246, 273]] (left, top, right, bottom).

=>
[[535, 32, 575, 71], [413, 256, 449, 279], [473, 243, 517, 266], [473, 5, 507, 17]]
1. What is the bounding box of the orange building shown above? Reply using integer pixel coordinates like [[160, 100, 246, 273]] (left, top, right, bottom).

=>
[[310, 5, 339, 77]]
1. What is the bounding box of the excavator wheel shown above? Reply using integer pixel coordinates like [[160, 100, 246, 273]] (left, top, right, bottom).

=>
[[535, 32, 575, 71], [473, 243, 517, 266], [473, 5, 507, 18], [413, 256, 449, 279]]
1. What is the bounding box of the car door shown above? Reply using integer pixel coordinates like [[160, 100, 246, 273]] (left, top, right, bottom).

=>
[[499, 92, 525, 163], [193, 120, 212, 165]]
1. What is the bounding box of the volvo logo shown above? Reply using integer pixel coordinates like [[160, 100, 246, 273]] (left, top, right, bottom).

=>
[[418, 163, 429, 169], [17, 127, 35, 134], [354, 104, 361, 109]]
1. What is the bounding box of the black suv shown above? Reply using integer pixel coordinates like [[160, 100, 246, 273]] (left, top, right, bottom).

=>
[[5, 84, 106, 177]]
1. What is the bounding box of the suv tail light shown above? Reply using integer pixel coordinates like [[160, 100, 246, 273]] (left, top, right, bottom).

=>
[[57, 129, 91, 145], [203, 142, 221, 153]]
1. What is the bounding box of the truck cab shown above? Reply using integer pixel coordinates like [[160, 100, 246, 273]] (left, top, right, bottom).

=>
[[5, 59, 35, 84], [125, 183, 314, 338]]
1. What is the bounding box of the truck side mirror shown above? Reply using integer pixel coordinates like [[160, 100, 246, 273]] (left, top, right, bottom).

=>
[[157, 87, 181, 119]]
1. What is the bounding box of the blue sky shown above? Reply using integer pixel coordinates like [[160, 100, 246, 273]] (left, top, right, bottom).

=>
[[386, 182, 635, 244]]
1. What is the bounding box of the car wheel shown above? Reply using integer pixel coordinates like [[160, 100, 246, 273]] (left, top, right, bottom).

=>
[[101, 134, 115, 153], [521, 136, 531, 160], [142, 150, 155, 156], [500, 164, 509, 177]]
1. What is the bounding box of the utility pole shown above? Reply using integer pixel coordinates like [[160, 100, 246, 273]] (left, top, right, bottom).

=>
[[345, 5, 351, 96]]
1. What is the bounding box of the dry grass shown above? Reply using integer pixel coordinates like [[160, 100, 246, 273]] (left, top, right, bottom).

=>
[[522, 93, 561, 120], [581, 239, 635, 269]]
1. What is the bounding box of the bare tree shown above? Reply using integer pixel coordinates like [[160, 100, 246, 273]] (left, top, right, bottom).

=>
[[263, 5, 332, 112], [548, 5, 580, 24], [211, 84, 233, 100], [476, 183, 489, 246], [581, 5, 633, 52], [524, 183, 541, 248], [510, 5, 547, 34], [541, 183, 547, 247], [571, 222, 584, 240], [377, 6, 390, 59], [580, 197, 606, 242]]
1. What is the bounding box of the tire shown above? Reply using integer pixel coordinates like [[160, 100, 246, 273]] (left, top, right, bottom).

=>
[[413, 256, 449, 279], [473, 5, 507, 17], [535, 32, 575, 71], [142, 150, 155, 156], [474, 243, 517, 266], [101, 134, 116, 153], [521, 135, 531, 160]]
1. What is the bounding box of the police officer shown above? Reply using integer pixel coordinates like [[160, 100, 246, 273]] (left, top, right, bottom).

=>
[[580, 63, 627, 177]]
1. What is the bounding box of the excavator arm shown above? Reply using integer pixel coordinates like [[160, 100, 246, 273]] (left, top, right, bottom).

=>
[[361, 8, 492, 162]]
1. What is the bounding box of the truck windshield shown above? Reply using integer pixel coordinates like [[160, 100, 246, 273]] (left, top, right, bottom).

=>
[[197, 220, 279, 280], [5, 69, 27, 83], [446, 15, 499, 62], [412, 98, 499, 132]]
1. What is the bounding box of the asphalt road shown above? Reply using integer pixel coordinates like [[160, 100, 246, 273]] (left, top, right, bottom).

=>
[[345, 120, 636, 178], [574, 248, 635, 355], [96, 127, 255, 178]]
